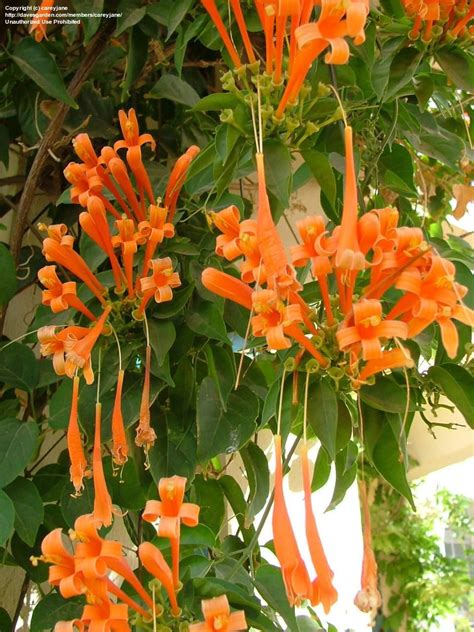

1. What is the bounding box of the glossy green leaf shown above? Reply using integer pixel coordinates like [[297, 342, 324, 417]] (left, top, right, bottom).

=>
[[428, 364, 474, 428], [372, 422, 415, 508], [0, 607, 12, 631], [196, 378, 258, 461], [263, 139, 292, 210], [301, 149, 336, 207], [121, 25, 149, 99], [326, 441, 358, 511], [148, 409, 197, 483], [0, 342, 39, 392], [186, 302, 230, 344], [435, 47, 474, 94], [72, 0, 103, 43], [241, 441, 270, 527], [147, 74, 200, 107], [193, 92, 238, 112], [336, 400, 353, 452], [11, 39, 77, 107], [115, 0, 147, 36], [31, 593, 84, 632], [360, 376, 415, 414], [49, 379, 74, 430], [148, 319, 176, 366], [307, 378, 338, 460], [255, 564, 298, 630], [60, 478, 95, 527], [0, 419, 39, 488], [34, 464, 68, 503], [0, 490, 15, 548], [5, 478, 44, 547], [218, 475, 256, 548], [166, 0, 193, 38], [193, 475, 226, 535], [0, 244, 17, 306], [311, 446, 332, 492], [385, 47, 422, 100]]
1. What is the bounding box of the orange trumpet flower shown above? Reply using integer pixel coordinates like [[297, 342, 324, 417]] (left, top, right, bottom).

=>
[[300, 444, 338, 613], [336, 299, 408, 361], [29, 0, 55, 42], [273, 435, 313, 606], [251, 289, 303, 349], [164, 145, 201, 222], [354, 481, 382, 613], [111, 369, 128, 467], [138, 205, 175, 274], [238, 219, 267, 285], [80, 196, 124, 293], [212, 205, 243, 261], [114, 109, 156, 209], [137, 258, 181, 317], [358, 347, 414, 382], [38, 325, 92, 382], [112, 217, 146, 297], [143, 476, 200, 588], [104, 152, 145, 221], [200, 0, 243, 68], [38, 265, 96, 321], [80, 601, 130, 632], [64, 162, 103, 209], [135, 345, 156, 451], [68, 377, 89, 496], [42, 236, 106, 306], [92, 403, 113, 527], [202, 268, 253, 310], [138, 542, 180, 616], [39, 529, 83, 599], [65, 306, 112, 383], [189, 594, 248, 632]]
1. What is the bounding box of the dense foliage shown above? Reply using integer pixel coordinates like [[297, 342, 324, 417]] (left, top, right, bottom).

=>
[[0, 0, 473, 630]]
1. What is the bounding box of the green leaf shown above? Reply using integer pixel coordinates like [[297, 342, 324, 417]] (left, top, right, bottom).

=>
[[148, 319, 176, 366], [435, 47, 474, 94], [193, 475, 226, 535], [0, 342, 39, 392], [48, 379, 74, 430], [121, 25, 149, 99], [301, 149, 336, 208], [204, 344, 235, 407], [147, 74, 200, 107], [263, 139, 292, 210], [11, 39, 77, 108], [428, 364, 474, 428], [5, 478, 44, 547], [186, 302, 230, 344], [115, 0, 147, 36], [311, 446, 332, 492], [193, 93, 238, 112], [0, 244, 17, 306], [31, 593, 84, 632], [0, 490, 15, 548], [385, 47, 422, 100], [336, 400, 353, 452], [148, 409, 197, 483], [326, 441, 358, 511], [0, 607, 12, 632], [241, 442, 270, 527], [360, 376, 415, 413], [307, 378, 338, 460], [166, 0, 193, 38], [60, 478, 95, 527], [255, 564, 298, 630], [72, 0, 103, 43], [0, 419, 39, 488], [107, 458, 147, 511], [372, 421, 414, 508], [218, 475, 256, 547], [154, 283, 194, 318], [34, 464, 68, 503], [196, 378, 258, 461]]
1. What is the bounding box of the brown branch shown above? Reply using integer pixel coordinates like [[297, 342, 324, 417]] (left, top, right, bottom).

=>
[[10, 572, 30, 632], [9, 21, 115, 265]]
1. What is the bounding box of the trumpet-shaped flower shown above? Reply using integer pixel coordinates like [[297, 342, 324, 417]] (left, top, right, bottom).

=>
[[143, 476, 199, 587], [336, 299, 408, 361], [252, 289, 303, 350], [38, 266, 96, 320], [137, 257, 181, 317], [68, 377, 89, 495], [29, 0, 55, 41], [164, 145, 201, 221], [138, 542, 180, 615], [189, 594, 248, 632]]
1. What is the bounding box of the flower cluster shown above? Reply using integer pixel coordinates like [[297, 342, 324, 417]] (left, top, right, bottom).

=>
[[401, 0, 474, 41], [37, 110, 199, 510], [201, 0, 369, 116], [37, 477, 246, 630], [203, 126, 473, 385]]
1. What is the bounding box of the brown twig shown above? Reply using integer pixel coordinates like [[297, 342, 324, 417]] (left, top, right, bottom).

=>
[[10, 573, 30, 632], [9, 21, 115, 265]]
